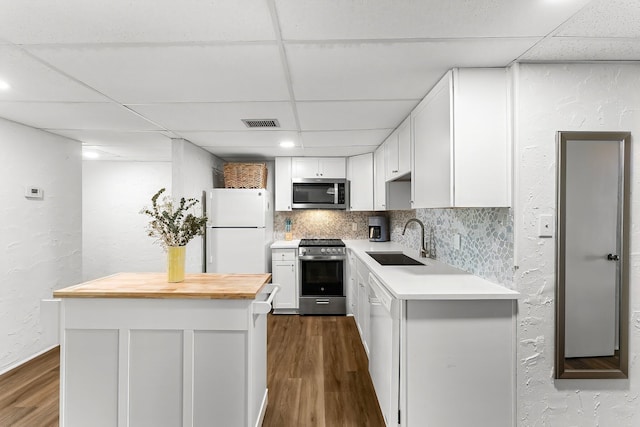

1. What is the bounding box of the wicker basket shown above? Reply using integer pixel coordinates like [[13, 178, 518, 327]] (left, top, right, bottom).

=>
[[223, 162, 268, 189]]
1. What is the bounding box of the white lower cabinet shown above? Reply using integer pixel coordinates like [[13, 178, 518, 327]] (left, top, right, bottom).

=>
[[271, 249, 298, 313], [368, 273, 400, 427], [349, 249, 516, 427], [402, 300, 515, 426], [346, 249, 358, 316], [355, 259, 370, 356]]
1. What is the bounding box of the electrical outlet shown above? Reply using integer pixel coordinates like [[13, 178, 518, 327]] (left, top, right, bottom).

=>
[[538, 214, 554, 237], [351, 222, 357, 231]]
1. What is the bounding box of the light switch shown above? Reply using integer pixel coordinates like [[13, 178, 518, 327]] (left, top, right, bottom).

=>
[[538, 214, 554, 237]]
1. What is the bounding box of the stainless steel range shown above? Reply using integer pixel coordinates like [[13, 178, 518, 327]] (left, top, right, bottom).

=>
[[298, 239, 346, 315]]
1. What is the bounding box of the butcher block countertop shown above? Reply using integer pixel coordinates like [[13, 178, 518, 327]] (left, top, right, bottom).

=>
[[53, 272, 272, 299]]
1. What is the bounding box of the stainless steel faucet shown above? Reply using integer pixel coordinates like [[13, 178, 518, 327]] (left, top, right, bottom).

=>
[[402, 218, 428, 258]]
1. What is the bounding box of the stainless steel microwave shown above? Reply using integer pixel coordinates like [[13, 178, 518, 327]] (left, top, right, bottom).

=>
[[292, 178, 349, 210]]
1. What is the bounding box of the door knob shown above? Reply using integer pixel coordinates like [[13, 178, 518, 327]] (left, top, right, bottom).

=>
[[607, 253, 620, 261]]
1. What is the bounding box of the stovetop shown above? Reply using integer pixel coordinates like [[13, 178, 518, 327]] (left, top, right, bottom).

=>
[[299, 238, 345, 247]]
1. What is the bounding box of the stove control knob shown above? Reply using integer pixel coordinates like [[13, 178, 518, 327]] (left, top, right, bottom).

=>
[[321, 248, 326, 253]]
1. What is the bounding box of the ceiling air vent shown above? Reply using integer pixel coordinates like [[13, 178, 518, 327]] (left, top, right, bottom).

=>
[[241, 118, 280, 128]]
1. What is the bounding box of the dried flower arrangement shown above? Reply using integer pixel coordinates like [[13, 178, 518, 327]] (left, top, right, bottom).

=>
[[140, 188, 208, 249]]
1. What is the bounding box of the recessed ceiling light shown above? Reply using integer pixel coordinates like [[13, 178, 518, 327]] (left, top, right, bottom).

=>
[[280, 140, 295, 148], [0, 79, 11, 91], [83, 151, 100, 159]]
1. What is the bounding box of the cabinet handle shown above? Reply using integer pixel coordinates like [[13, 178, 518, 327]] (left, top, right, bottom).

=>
[[392, 170, 398, 173]]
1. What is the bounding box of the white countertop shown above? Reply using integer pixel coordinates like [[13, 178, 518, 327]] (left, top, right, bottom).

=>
[[270, 239, 300, 249], [344, 240, 519, 300]]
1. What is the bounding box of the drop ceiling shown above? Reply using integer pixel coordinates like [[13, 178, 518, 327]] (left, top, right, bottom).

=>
[[0, 0, 638, 161]]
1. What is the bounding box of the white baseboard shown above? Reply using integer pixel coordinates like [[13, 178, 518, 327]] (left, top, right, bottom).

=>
[[0, 344, 59, 377], [254, 389, 268, 427]]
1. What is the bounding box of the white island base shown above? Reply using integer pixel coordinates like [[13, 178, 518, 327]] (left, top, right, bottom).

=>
[[55, 273, 275, 427]]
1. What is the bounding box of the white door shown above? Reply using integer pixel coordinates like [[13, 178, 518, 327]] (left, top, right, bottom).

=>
[[208, 189, 268, 227], [207, 228, 268, 273], [564, 139, 619, 358]]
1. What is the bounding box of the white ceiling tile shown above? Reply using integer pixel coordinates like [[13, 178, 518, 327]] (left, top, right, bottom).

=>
[[0, 102, 161, 130], [275, 0, 591, 39], [287, 39, 539, 100], [0, 45, 108, 101], [555, 0, 640, 38], [26, 44, 290, 103], [297, 100, 416, 130], [128, 102, 297, 131], [202, 146, 307, 160], [298, 146, 377, 157], [178, 130, 301, 147], [52, 129, 171, 146], [520, 38, 640, 61], [49, 130, 172, 161], [0, 0, 275, 44], [300, 130, 392, 147]]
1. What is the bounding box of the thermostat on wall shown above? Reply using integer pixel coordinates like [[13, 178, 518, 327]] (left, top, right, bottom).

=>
[[25, 186, 43, 199]]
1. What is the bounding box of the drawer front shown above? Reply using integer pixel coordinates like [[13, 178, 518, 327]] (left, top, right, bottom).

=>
[[272, 249, 296, 261]]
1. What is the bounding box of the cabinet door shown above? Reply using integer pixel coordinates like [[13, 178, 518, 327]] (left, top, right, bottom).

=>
[[272, 261, 297, 310], [346, 250, 357, 316], [397, 116, 411, 176], [452, 68, 509, 207], [373, 145, 386, 211], [275, 157, 292, 211], [291, 158, 319, 178], [357, 273, 370, 357], [355, 259, 370, 356], [319, 158, 346, 178], [384, 132, 399, 181], [347, 153, 373, 211], [411, 70, 453, 208]]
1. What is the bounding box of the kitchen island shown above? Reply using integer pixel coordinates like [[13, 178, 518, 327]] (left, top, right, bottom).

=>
[[53, 272, 276, 427]]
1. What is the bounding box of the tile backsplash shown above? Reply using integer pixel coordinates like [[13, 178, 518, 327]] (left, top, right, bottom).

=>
[[390, 208, 514, 287], [274, 207, 514, 287], [274, 210, 378, 240]]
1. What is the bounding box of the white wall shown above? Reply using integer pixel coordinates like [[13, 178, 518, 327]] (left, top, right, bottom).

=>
[[171, 139, 223, 272], [0, 118, 82, 372], [83, 161, 171, 281], [514, 63, 640, 426]]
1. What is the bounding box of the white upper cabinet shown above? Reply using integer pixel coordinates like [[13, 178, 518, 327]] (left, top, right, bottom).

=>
[[347, 153, 374, 211], [385, 116, 411, 181], [373, 145, 386, 211], [411, 68, 510, 208], [375, 145, 410, 211], [274, 157, 292, 211], [292, 157, 346, 179]]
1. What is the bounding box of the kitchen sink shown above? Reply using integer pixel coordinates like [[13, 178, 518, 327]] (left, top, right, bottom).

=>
[[366, 251, 425, 266]]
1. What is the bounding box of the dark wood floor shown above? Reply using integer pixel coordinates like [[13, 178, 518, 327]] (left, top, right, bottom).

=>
[[0, 347, 59, 427], [263, 315, 385, 427], [0, 315, 383, 427], [564, 350, 620, 370]]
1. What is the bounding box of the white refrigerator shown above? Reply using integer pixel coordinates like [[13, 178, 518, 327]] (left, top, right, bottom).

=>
[[206, 189, 273, 274]]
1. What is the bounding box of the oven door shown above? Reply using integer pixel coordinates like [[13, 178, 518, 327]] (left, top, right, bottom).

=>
[[299, 259, 344, 296]]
